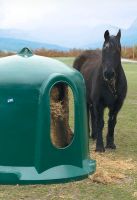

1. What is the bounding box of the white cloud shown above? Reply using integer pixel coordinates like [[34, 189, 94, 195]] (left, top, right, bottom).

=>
[[0, 0, 56, 29], [0, 0, 136, 29]]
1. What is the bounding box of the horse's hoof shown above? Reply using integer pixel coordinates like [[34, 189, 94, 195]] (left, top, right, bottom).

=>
[[105, 144, 116, 149], [95, 146, 105, 152], [91, 133, 97, 140], [91, 134, 97, 140]]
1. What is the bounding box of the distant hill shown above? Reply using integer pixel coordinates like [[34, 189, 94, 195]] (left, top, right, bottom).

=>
[[0, 18, 137, 51], [84, 18, 137, 48], [83, 25, 120, 49], [0, 37, 68, 52], [122, 18, 137, 46]]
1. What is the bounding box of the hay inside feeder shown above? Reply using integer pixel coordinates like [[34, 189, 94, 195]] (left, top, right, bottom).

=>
[[50, 83, 73, 148]]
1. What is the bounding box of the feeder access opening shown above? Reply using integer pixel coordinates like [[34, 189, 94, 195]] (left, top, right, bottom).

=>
[[50, 82, 74, 148]]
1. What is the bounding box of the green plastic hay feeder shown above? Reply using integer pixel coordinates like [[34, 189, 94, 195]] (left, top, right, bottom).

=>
[[0, 47, 96, 184]]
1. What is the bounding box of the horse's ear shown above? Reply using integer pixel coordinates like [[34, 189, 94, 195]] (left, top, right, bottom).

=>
[[104, 30, 110, 41], [116, 29, 121, 40]]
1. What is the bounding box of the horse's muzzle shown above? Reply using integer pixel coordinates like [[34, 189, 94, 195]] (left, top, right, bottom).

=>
[[103, 70, 115, 81]]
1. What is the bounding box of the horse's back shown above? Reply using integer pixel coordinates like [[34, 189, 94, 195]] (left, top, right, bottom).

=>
[[73, 50, 102, 103], [73, 50, 101, 72], [73, 50, 101, 84]]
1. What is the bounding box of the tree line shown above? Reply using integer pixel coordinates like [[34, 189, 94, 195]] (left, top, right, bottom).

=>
[[0, 46, 137, 59]]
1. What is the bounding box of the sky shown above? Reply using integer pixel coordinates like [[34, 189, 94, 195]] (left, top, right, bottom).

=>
[[0, 0, 137, 47]]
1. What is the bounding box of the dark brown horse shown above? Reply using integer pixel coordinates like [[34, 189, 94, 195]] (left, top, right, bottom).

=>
[[73, 30, 127, 152]]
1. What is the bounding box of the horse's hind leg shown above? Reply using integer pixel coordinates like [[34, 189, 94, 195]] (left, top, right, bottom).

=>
[[94, 104, 105, 152], [90, 105, 97, 140], [106, 109, 118, 149]]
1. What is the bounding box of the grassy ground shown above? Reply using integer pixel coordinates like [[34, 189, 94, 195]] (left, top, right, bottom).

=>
[[0, 58, 137, 200]]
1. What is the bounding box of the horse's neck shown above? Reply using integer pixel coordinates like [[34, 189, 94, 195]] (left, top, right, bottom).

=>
[[116, 62, 122, 79]]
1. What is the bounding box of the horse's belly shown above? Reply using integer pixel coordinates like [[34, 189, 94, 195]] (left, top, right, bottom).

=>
[[101, 94, 116, 108]]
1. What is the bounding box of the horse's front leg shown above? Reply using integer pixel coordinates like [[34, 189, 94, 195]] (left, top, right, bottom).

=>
[[94, 104, 105, 152], [106, 109, 118, 149]]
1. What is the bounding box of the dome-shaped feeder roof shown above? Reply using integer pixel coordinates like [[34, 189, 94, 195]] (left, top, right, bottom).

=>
[[0, 47, 77, 87]]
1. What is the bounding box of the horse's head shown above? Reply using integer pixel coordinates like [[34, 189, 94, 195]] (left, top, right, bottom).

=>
[[102, 30, 121, 82]]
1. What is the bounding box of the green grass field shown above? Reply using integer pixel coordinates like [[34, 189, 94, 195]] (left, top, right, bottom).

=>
[[0, 58, 137, 200]]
